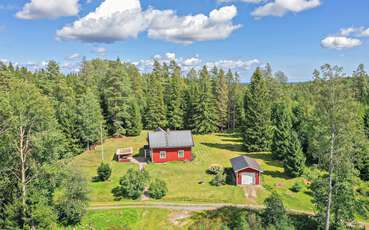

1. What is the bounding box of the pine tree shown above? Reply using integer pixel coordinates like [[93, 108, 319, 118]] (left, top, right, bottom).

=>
[[352, 64, 368, 104], [167, 62, 184, 129], [215, 69, 229, 131], [243, 68, 272, 152], [193, 66, 218, 134], [271, 103, 292, 160], [283, 131, 305, 177], [364, 108, 369, 139]]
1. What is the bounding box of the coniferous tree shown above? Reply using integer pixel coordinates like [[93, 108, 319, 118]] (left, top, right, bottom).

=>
[[144, 71, 167, 129], [167, 62, 184, 129], [271, 103, 292, 160], [215, 69, 229, 131], [76, 88, 105, 149], [103, 62, 131, 136], [364, 108, 369, 139], [126, 98, 143, 136], [193, 66, 218, 134], [352, 64, 368, 104], [283, 131, 305, 177], [184, 69, 199, 130], [243, 68, 272, 152]]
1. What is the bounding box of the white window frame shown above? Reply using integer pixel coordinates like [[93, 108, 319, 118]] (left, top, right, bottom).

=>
[[159, 151, 166, 159], [178, 150, 185, 158]]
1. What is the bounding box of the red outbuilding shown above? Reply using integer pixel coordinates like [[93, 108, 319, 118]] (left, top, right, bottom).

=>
[[230, 156, 263, 185], [147, 128, 194, 163]]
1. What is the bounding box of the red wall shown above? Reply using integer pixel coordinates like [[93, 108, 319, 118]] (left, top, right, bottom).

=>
[[236, 168, 261, 185], [151, 147, 192, 163]]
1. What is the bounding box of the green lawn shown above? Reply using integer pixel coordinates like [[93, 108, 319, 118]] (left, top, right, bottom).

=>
[[70, 131, 315, 211], [58, 208, 183, 230]]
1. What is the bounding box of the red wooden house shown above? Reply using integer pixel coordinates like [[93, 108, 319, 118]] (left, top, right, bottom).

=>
[[230, 156, 263, 185], [147, 128, 194, 163]]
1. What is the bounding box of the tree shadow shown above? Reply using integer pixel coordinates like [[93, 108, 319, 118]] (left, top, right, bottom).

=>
[[201, 142, 243, 152], [216, 133, 242, 138], [221, 138, 243, 143]]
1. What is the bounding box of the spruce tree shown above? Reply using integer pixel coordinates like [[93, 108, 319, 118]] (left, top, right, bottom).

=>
[[193, 66, 218, 134], [76, 88, 105, 149], [271, 103, 292, 160], [103, 62, 131, 136], [352, 64, 368, 104], [184, 69, 199, 130], [243, 68, 272, 152], [283, 131, 305, 177], [126, 98, 143, 136], [215, 69, 229, 131], [144, 72, 167, 129], [167, 62, 184, 129]]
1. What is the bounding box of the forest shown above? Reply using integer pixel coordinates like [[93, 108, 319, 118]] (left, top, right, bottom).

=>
[[0, 59, 368, 229]]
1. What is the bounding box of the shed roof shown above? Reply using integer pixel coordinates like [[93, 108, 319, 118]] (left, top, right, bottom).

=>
[[230, 155, 262, 172], [148, 128, 194, 148]]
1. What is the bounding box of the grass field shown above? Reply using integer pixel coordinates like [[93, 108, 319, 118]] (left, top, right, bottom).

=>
[[70, 131, 315, 211], [58, 208, 184, 230]]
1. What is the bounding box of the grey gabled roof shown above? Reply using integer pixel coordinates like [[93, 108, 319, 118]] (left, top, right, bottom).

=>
[[230, 155, 262, 172], [148, 128, 194, 148]]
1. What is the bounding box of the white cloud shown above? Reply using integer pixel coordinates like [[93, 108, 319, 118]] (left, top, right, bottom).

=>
[[94, 47, 107, 55], [321, 36, 362, 50], [16, 0, 79, 20], [66, 53, 81, 61], [206, 59, 260, 71], [57, 0, 241, 44], [340, 26, 369, 37], [133, 52, 260, 74], [218, 0, 262, 3], [165, 52, 176, 60], [252, 0, 320, 17]]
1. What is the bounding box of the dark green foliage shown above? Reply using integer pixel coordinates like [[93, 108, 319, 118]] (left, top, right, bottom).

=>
[[271, 103, 292, 160], [215, 69, 229, 131], [76, 88, 105, 149], [193, 66, 219, 134], [148, 179, 168, 199], [54, 170, 89, 226], [167, 61, 185, 130], [97, 162, 112, 181], [283, 131, 305, 177], [290, 182, 303, 192], [352, 64, 369, 104], [210, 173, 226, 186], [113, 169, 149, 200], [243, 68, 272, 152], [126, 98, 143, 136], [364, 108, 369, 139], [262, 192, 288, 226]]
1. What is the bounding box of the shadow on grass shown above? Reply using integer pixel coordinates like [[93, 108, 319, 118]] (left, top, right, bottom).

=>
[[201, 142, 243, 152], [216, 132, 242, 138]]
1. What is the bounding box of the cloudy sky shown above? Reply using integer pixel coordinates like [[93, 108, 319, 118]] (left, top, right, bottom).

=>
[[0, 0, 368, 82]]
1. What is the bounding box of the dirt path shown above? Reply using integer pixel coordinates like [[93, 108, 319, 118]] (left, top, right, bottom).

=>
[[89, 202, 309, 215], [130, 156, 146, 171]]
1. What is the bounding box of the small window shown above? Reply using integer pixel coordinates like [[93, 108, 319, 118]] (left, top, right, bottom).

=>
[[160, 151, 166, 159], [178, 150, 184, 158]]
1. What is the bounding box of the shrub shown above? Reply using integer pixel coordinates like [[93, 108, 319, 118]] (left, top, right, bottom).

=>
[[113, 169, 149, 200], [210, 173, 226, 186], [290, 183, 303, 193], [148, 179, 168, 199], [207, 164, 223, 175], [97, 162, 112, 181], [262, 192, 288, 226]]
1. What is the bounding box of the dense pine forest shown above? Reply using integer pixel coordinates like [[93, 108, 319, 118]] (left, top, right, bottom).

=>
[[0, 59, 368, 229]]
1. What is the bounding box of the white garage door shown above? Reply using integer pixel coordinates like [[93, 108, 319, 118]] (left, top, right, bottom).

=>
[[241, 172, 255, 185]]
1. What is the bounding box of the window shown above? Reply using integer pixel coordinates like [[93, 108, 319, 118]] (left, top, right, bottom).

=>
[[160, 151, 166, 159], [178, 150, 184, 158]]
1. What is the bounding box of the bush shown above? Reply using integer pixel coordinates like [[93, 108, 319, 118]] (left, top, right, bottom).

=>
[[210, 173, 226, 186], [262, 192, 287, 226], [207, 164, 223, 175], [148, 179, 168, 199], [97, 162, 112, 181], [290, 183, 303, 193], [113, 169, 149, 200]]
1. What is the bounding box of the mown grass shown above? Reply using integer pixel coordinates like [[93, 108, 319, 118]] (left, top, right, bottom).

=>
[[58, 208, 181, 230], [70, 131, 316, 211]]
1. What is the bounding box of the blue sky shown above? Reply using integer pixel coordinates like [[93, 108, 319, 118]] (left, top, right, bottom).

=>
[[0, 0, 369, 82]]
